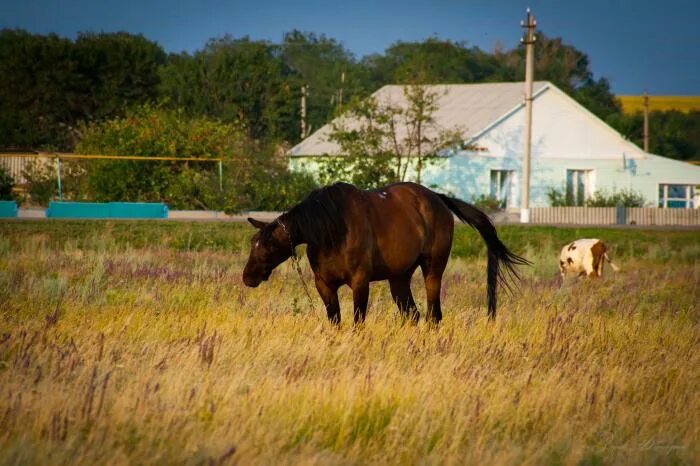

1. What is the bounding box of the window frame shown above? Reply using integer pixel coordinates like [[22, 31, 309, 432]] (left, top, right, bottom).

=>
[[489, 169, 514, 208], [658, 183, 695, 208], [565, 169, 593, 206]]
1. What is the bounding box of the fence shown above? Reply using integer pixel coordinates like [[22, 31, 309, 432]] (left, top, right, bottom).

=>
[[0, 154, 52, 184], [530, 207, 700, 226], [46, 201, 168, 219]]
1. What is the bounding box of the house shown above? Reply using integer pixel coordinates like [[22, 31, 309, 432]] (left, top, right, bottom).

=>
[[288, 81, 700, 209]]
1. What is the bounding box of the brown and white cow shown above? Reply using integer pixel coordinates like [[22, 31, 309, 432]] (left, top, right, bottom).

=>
[[559, 238, 620, 280]]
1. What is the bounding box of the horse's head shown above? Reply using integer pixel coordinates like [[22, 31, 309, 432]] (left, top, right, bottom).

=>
[[242, 217, 294, 287]]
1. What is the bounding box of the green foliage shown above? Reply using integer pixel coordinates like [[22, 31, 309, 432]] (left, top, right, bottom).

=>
[[470, 194, 504, 213], [2, 28, 697, 163], [607, 110, 700, 161], [585, 189, 648, 207], [318, 85, 461, 189], [316, 153, 397, 190], [0, 166, 15, 201], [159, 36, 298, 142], [281, 30, 371, 135], [0, 29, 165, 150], [228, 169, 319, 212], [0, 29, 77, 149], [316, 95, 399, 189], [546, 186, 576, 207], [572, 77, 622, 119], [362, 38, 505, 85], [76, 104, 245, 208], [72, 32, 166, 121], [21, 161, 57, 205], [546, 186, 647, 207]]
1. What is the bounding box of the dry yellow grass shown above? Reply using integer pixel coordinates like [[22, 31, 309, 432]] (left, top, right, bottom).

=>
[[617, 95, 700, 114], [0, 225, 699, 465]]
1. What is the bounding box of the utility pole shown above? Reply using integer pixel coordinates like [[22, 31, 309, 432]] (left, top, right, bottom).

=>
[[643, 90, 649, 152], [520, 8, 536, 223], [300, 85, 308, 139]]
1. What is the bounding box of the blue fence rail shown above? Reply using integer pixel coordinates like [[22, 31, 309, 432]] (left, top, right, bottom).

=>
[[0, 201, 18, 218], [46, 202, 168, 219]]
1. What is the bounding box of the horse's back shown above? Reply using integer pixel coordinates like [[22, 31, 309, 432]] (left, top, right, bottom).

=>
[[354, 183, 454, 277]]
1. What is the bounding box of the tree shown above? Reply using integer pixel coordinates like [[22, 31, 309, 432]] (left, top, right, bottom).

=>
[[499, 33, 621, 120], [159, 36, 298, 142], [72, 32, 167, 121], [280, 30, 372, 139], [0, 29, 166, 150], [607, 110, 700, 161], [75, 104, 247, 207], [72, 104, 316, 210], [319, 85, 463, 189], [362, 38, 503, 86], [0, 29, 79, 149]]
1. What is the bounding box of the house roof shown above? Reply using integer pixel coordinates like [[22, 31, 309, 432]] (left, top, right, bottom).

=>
[[288, 81, 550, 157]]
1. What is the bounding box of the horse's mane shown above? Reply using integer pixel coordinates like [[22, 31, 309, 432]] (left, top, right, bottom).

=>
[[280, 182, 351, 249]]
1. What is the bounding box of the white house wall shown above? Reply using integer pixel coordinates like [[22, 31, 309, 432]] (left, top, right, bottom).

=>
[[418, 153, 700, 208], [291, 152, 700, 208], [427, 86, 700, 207], [289, 83, 700, 208], [472, 86, 645, 160]]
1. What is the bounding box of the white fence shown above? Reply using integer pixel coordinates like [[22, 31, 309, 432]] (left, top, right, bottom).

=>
[[530, 207, 700, 226]]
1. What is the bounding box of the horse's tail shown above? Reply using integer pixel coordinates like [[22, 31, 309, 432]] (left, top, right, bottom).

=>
[[436, 193, 530, 319]]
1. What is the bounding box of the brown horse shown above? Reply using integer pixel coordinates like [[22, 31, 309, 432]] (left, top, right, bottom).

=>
[[243, 182, 528, 324]]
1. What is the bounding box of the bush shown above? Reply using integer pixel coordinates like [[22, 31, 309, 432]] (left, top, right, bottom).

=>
[[21, 161, 56, 205], [585, 188, 647, 207], [223, 150, 319, 213], [546, 186, 647, 207], [471, 194, 504, 213], [66, 104, 319, 211], [21, 158, 90, 206], [0, 166, 15, 201], [76, 104, 246, 209], [241, 170, 319, 211]]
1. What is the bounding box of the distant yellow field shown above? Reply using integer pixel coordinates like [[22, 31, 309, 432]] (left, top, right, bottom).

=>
[[617, 95, 700, 114]]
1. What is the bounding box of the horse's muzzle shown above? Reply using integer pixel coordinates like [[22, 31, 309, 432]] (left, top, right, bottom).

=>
[[242, 269, 271, 287], [243, 274, 260, 287]]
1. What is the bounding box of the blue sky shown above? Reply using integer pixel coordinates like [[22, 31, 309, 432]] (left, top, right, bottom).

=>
[[2, 0, 699, 95]]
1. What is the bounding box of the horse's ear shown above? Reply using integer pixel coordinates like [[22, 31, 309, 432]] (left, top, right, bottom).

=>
[[247, 217, 268, 229]]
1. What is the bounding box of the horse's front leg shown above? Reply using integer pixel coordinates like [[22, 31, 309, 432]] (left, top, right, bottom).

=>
[[351, 280, 370, 324], [314, 277, 341, 325]]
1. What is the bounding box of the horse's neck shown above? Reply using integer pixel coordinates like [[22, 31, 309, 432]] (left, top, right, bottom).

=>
[[283, 213, 306, 247]]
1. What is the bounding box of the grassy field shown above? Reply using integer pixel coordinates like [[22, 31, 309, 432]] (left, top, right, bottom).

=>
[[1, 220, 699, 465]]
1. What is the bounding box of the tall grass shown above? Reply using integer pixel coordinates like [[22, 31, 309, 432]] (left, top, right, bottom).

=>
[[0, 221, 698, 465]]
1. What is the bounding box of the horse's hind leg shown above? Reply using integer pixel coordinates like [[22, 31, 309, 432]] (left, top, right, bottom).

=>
[[389, 274, 419, 323], [351, 281, 370, 325], [420, 255, 448, 324]]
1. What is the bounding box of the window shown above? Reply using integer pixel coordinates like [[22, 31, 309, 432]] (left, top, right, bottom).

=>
[[566, 169, 592, 206], [489, 170, 514, 208], [658, 184, 695, 208]]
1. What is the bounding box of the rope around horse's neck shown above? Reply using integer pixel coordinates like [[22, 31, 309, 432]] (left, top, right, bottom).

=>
[[276, 219, 321, 319]]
